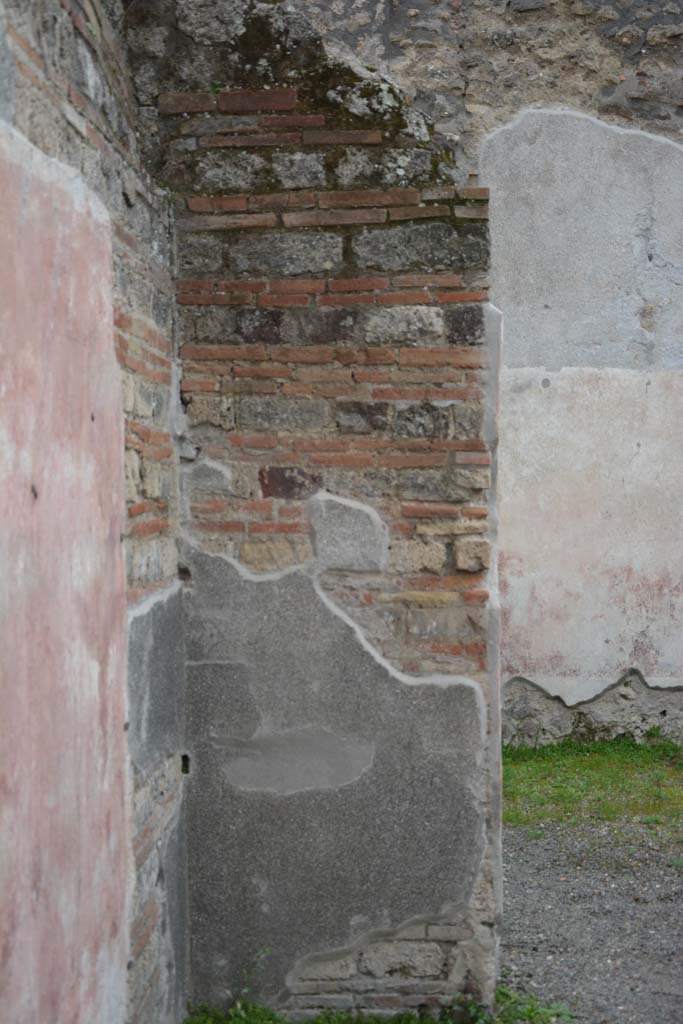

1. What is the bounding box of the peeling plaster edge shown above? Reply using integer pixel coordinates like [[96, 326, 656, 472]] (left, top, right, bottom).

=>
[[313, 577, 485, 701], [307, 488, 390, 571], [479, 104, 683, 173], [504, 667, 683, 711], [0, 118, 110, 226], [308, 488, 389, 531], [181, 525, 491, 997], [127, 578, 182, 622], [179, 532, 486, 740], [282, 904, 466, 1001]]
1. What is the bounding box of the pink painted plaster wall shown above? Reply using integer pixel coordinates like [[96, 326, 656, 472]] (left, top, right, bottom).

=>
[[0, 122, 129, 1023]]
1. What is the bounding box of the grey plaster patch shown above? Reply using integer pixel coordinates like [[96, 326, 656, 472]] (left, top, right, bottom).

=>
[[221, 728, 376, 795], [309, 491, 389, 571], [127, 584, 185, 774], [481, 109, 683, 370], [182, 544, 486, 1006], [503, 673, 683, 747]]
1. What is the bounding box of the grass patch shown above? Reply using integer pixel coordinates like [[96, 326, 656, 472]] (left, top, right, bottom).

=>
[[503, 736, 683, 827], [183, 988, 574, 1024]]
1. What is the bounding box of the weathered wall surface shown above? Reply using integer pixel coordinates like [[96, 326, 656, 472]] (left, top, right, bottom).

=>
[[482, 110, 683, 704], [503, 674, 683, 748], [183, 545, 489, 1011], [0, 120, 127, 1024], [282, 0, 683, 717], [0, 2, 186, 1020], [289, 0, 683, 167], [125, 0, 501, 1009]]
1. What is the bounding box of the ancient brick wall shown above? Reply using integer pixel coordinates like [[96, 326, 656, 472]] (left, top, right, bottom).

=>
[[2, 1, 502, 1019], [285, 0, 683, 719], [295, 0, 683, 169], [0, 3, 187, 1021], [147, 31, 501, 1005]]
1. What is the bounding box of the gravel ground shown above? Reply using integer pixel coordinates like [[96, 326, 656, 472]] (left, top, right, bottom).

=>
[[501, 822, 683, 1023]]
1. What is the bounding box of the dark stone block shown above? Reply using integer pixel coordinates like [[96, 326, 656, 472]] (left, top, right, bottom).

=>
[[336, 401, 390, 434], [283, 307, 359, 345], [236, 307, 286, 345], [444, 304, 485, 345], [259, 466, 322, 498], [394, 402, 451, 439]]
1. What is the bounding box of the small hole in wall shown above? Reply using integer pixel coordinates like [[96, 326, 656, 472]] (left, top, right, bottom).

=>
[[91, 412, 95, 422], [661, 709, 668, 717], [181, 754, 190, 775], [178, 565, 192, 582], [541, 378, 551, 389], [31, 484, 38, 500]]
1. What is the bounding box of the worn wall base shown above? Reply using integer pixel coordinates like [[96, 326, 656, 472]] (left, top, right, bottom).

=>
[[503, 673, 683, 748], [182, 540, 491, 1010]]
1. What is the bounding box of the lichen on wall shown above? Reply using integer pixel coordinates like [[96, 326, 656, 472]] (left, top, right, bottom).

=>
[[289, 0, 683, 166]]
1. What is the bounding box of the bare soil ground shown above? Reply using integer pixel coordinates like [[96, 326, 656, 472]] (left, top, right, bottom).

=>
[[501, 821, 683, 1024]]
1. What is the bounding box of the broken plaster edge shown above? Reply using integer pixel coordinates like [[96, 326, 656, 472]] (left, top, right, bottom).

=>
[[0, 117, 111, 227], [505, 667, 683, 710], [307, 488, 391, 572], [127, 578, 182, 622], [180, 529, 486, 707], [479, 104, 683, 175]]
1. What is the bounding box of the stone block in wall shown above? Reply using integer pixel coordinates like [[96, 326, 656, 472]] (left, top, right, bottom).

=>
[[226, 231, 344, 277], [352, 222, 488, 273], [309, 492, 390, 572], [238, 396, 330, 432]]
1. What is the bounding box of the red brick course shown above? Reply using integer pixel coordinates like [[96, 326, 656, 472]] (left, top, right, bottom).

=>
[[165, 82, 495, 687]]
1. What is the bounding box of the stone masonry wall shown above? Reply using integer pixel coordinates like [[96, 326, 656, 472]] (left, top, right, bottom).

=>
[[287, 1, 683, 723], [0, 3, 186, 1021], [128, 2, 501, 1009], [295, 0, 683, 168]]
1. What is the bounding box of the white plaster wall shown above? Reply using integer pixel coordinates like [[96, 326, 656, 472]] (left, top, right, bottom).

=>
[[481, 110, 683, 702]]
